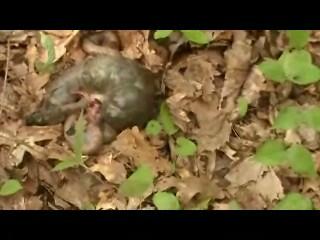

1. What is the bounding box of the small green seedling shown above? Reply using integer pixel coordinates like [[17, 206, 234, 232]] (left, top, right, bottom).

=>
[[154, 30, 211, 45], [119, 165, 154, 197], [153, 191, 181, 210], [286, 30, 310, 49], [255, 139, 287, 166], [282, 50, 320, 85], [53, 111, 87, 171], [273, 192, 313, 210], [237, 97, 249, 118], [286, 144, 316, 177], [0, 179, 23, 196], [259, 50, 320, 85], [145, 120, 162, 136], [154, 30, 173, 39], [259, 30, 320, 85], [175, 137, 197, 157], [273, 106, 320, 131], [255, 140, 317, 177], [35, 32, 56, 73], [302, 107, 320, 131], [273, 106, 302, 130], [158, 102, 179, 136]]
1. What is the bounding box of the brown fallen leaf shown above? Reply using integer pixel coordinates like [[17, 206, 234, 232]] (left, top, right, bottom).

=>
[[235, 187, 267, 210], [225, 157, 267, 188], [117, 30, 145, 60], [37, 30, 79, 64], [190, 100, 232, 153], [90, 153, 127, 184], [176, 175, 219, 206], [239, 67, 266, 108], [96, 191, 127, 210], [248, 169, 284, 202], [111, 127, 172, 175], [220, 30, 252, 111], [55, 178, 92, 209]]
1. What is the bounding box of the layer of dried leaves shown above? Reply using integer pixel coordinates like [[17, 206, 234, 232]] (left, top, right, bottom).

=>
[[0, 30, 320, 210]]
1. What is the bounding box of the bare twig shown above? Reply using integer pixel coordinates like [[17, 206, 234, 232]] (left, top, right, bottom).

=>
[[0, 39, 11, 117]]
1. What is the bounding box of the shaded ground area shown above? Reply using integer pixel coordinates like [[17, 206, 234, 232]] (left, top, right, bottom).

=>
[[0, 30, 319, 210]]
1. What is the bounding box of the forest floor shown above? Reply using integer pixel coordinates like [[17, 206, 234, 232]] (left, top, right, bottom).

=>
[[0, 30, 319, 210]]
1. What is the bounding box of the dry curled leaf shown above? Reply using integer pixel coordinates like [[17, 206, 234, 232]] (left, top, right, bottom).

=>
[[247, 169, 284, 201], [220, 30, 252, 111], [90, 153, 127, 184], [225, 158, 267, 188], [111, 127, 172, 175], [190, 100, 232, 152], [176, 176, 219, 206]]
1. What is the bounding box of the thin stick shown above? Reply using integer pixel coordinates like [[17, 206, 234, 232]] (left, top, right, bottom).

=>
[[0, 39, 11, 117]]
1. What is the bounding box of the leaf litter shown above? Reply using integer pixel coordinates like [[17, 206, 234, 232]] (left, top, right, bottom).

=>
[[1, 30, 320, 210]]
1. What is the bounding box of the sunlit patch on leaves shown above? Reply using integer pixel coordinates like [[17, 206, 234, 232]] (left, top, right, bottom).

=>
[[273, 106, 302, 130], [145, 120, 162, 136], [237, 97, 248, 118], [153, 191, 181, 210], [175, 137, 197, 157], [53, 111, 87, 171], [286, 30, 310, 49], [119, 165, 154, 197], [255, 139, 287, 166], [180, 30, 211, 45], [158, 102, 179, 135], [229, 200, 243, 210], [154, 30, 173, 39], [273, 192, 313, 210], [0, 179, 23, 196], [35, 32, 56, 73], [286, 144, 317, 177]]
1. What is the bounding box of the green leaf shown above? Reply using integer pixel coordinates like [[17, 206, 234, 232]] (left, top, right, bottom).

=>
[[158, 102, 178, 135], [259, 59, 286, 82], [287, 30, 310, 49], [52, 159, 79, 172], [153, 192, 181, 210], [229, 200, 242, 210], [274, 192, 313, 210], [0, 179, 23, 196], [154, 30, 173, 39], [255, 139, 287, 166], [302, 107, 320, 131], [175, 137, 197, 157], [273, 106, 302, 130], [119, 165, 154, 197], [145, 120, 162, 136], [237, 97, 248, 118], [73, 111, 86, 162], [286, 144, 316, 177], [35, 32, 56, 73], [283, 50, 320, 85], [278, 50, 290, 65], [181, 30, 211, 45]]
